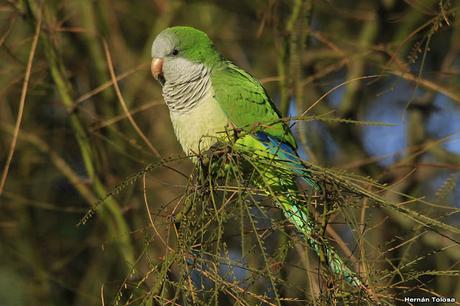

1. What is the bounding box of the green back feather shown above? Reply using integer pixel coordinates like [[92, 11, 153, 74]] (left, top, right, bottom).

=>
[[166, 26, 296, 149], [211, 61, 297, 149]]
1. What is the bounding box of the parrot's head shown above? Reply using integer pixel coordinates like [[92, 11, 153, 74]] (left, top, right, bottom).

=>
[[151, 26, 220, 86]]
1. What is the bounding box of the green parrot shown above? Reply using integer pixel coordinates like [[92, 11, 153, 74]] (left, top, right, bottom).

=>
[[151, 26, 362, 287]]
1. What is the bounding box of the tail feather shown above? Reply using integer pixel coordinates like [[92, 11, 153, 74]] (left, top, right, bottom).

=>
[[236, 133, 363, 287], [277, 191, 362, 287]]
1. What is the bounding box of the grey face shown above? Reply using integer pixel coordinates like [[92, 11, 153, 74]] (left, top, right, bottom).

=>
[[151, 30, 178, 58], [151, 31, 200, 86], [151, 29, 212, 113]]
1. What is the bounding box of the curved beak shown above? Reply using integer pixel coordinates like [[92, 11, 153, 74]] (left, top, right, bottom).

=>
[[151, 57, 164, 82]]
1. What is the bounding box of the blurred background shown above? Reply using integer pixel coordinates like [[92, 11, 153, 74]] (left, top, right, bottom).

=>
[[0, 0, 459, 305]]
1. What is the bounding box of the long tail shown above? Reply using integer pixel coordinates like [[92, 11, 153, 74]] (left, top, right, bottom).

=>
[[236, 133, 363, 287], [275, 187, 362, 287]]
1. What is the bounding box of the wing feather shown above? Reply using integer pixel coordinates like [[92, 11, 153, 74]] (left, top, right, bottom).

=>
[[211, 62, 297, 149]]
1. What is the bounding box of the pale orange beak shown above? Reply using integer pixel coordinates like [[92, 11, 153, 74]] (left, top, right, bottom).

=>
[[151, 57, 163, 80]]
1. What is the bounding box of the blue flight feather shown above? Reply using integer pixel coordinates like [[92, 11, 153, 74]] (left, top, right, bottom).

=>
[[254, 131, 318, 188]]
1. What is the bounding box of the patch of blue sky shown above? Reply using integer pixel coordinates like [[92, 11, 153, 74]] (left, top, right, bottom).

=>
[[288, 99, 309, 161], [426, 94, 460, 154], [361, 80, 411, 166], [218, 248, 249, 284], [288, 98, 340, 162], [188, 257, 214, 290], [188, 249, 248, 289], [327, 81, 346, 108]]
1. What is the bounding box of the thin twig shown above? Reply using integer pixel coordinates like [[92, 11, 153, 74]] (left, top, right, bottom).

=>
[[103, 41, 161, 158], [298, 74, 383, 118], [0, 6, 41, 195]]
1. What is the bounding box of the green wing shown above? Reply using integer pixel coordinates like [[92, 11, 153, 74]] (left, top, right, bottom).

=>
[[211, 61, 297, 149]]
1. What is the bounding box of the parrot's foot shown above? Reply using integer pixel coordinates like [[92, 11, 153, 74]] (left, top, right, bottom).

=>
[[196, 142, 236, 180], [199, 142, 230, 166]]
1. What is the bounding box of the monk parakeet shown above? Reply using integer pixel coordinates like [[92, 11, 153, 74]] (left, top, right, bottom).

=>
[[151, 26, 362, 287]]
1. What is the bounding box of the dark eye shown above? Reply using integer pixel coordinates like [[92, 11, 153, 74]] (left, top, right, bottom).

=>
[[172, 49, 179, 56]]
